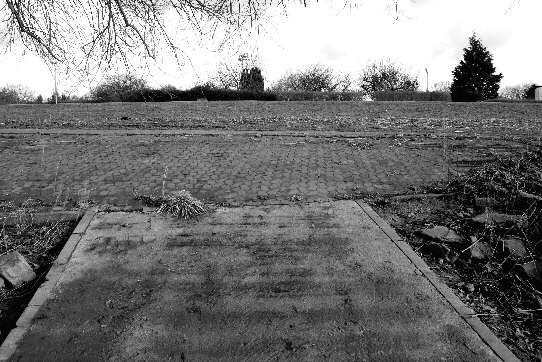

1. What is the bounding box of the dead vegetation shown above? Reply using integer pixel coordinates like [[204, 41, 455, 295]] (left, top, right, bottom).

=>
[[0, 200, 78, 343], [369, 148, 542, 361], [1, 102, 541, 138], [133, 190, 207, 220]]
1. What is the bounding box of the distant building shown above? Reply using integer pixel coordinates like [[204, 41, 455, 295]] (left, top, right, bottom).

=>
[[536, 86, 542, 101]]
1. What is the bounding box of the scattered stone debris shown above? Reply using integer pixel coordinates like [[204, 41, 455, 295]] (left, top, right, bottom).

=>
[[465, 283, 475, 293], [470, 241, 492, 261], [419, 226, 463, 244], [0, 277, 5, 289], [518, 190, 542, 202], [0, 251, 36, 287], [502, 237, 527, 259], [518, 260, 542, 286], [370, 149, 542, 360], [471, 212, 523, 226]]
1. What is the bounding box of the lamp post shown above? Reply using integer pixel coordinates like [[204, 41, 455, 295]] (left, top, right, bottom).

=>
[[54, 66, 58, 104], [425, 68, 429, 92]]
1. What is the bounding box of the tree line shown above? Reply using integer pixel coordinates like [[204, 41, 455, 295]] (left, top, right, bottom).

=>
[[0, 34, 538, 104]]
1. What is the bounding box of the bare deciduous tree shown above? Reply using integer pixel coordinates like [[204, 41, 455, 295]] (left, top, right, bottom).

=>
[[499, 83, 534, 100], [432, 81, 451, 93], [1, 0, 405, 72], [211, 61, 243, 89], [0, 83, 36, 104], [271, 65, 351, 92], [358, 60, 419, 99]]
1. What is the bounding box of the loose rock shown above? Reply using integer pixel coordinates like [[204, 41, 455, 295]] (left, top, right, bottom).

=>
[[471, 212, 522, 226], [518, 260, 542, 285], [0, 251, 36, 287], [518, 190, 542, 202], [0, 277, 5, 289], [502, 237, 527, 259], [420, 226, 463, 244], [471, 241, 492, 261]]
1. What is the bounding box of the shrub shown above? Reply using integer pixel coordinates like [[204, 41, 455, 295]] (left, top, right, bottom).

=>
[[358, 60, 419, 99], [46, 93, 86, 104], [433, 81, 451, 93], [0, 87, 19, 104], [111, 85, 278, 102], [0, 84, 36, 104], [499, 84, 532, 100], [273, 91, 363, 101], [271, 65, 350, 92], [190, 87, 276, 101], [373, 91, 451, 101], [91, 74, 147, 102], [239, 67, 264, 91]]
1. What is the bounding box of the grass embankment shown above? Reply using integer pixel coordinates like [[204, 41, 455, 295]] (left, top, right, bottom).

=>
[[0, 101, 541, 136]]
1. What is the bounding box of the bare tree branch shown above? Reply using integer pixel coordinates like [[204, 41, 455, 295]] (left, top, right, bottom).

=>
[[0, 0, 404, 73]]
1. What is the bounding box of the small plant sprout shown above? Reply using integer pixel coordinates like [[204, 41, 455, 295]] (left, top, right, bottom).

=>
[[162, 164, 169, 198]]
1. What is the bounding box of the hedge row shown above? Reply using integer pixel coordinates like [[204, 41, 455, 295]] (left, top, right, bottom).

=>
[[91, 87, 451, 103], [373, 91, 451, 101], [273, 91, 364, 101], [93, 88, 369, 102], [93, 86, 276, 102]]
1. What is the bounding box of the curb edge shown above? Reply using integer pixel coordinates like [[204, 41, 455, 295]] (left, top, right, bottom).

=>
[[355, 200, 520, 362], [0, 208, 96, 362]]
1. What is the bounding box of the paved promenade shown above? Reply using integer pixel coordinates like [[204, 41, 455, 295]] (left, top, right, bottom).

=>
[[0, 131, 453, 205], [6, 202, 508, 361]]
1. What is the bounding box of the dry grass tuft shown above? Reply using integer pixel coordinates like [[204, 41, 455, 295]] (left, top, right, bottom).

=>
[[133, 190, 207, 220]]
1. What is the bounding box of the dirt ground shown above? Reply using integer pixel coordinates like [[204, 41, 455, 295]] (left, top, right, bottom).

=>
[[1, 101, 541, 137], [2, 100, 540, 360], [372, 194, 541, 361]]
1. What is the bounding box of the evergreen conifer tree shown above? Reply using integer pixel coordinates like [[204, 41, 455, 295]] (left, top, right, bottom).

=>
[[451, 34, 503, 101]]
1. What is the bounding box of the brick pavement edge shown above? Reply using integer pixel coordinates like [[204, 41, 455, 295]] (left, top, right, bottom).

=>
[[0, 208, 96, 362], [356, 201, 520, 362]]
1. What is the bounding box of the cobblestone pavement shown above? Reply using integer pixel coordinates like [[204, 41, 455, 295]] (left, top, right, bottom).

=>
[[0, 131, 530, 206]]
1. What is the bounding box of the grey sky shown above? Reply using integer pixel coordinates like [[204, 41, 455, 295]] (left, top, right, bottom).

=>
[[0, 0, 540, 96]]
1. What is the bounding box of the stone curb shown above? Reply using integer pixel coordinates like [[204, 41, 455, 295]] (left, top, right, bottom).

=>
[[0, 128, 526, 141], [0, 208, 97, 362], [355, 201, 520, 362], [0, 128, 394, 138], [0, 210, 81, 228]]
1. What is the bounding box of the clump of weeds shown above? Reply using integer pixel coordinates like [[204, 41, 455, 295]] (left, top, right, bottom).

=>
[[133, 189, 207, 220]]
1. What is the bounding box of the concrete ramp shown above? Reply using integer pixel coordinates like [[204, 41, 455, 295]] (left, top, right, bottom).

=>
[[8, 201, 502, 361]]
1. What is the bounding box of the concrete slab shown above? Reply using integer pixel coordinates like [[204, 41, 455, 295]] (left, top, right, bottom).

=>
[[8, 201, 502, 361]]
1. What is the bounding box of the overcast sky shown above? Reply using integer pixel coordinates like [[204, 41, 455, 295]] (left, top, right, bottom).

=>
[[0, 0, 540, 96]]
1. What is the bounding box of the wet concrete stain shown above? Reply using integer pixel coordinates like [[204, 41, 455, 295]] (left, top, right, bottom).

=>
[[85, 235, 156, 255]]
